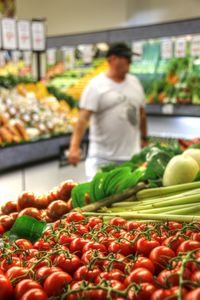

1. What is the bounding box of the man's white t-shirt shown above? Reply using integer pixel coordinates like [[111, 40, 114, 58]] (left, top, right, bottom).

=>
[[80, 72, 145, 161]]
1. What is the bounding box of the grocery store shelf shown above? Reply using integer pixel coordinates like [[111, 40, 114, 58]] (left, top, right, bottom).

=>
[[146, 104, 200, 117], [0, 134, 73, 173]]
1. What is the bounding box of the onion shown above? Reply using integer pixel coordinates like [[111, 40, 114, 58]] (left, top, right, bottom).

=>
[[183, 149, 200, 168], [163, 155, 199, 186]]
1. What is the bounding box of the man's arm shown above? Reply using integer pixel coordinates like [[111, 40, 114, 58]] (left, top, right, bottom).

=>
[[140, 107, 148, 147], [68, 109, 93, 165]]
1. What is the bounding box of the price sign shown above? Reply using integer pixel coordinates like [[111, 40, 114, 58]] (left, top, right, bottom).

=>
[[175, 37, 186, 58], [17, 20, 31, 50], [23, 51, 32, 66], [47, 48, 56, 65], [161, 38, 173, 59], [132, 41, 143, 60], [162, 104, 174, 115], [1, 18, 17, 50], [63, 47, 75, 69], [191, 35, 200, 57], [32, 21, 45, 51], [81, 45, 93, 64]]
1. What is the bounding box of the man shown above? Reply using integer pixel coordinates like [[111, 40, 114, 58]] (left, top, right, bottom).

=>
[[68, 42, 147, 179]]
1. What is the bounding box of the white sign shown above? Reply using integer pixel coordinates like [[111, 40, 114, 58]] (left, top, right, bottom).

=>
[[17, 20, 31, 50], [32, 21, 45, 51], [47, 48, 56, 65], [0, 52, 5, 67], [175, 37, 186, 58], [132, 41, 143, 60], [162, 104, 174, 115], [81, 45, 93, 64], [161, 39, 173, 59], [63, 48, 75, 69], [1, 18, 17, 50], [23, 51, 32, 66], [191, 35, 200, 57]]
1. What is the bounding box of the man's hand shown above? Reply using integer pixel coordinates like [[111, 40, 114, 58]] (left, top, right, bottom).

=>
[[67, 146, 81, 166]]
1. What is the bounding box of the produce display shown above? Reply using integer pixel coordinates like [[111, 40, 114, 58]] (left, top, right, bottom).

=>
[[0, 82, 75, 146]]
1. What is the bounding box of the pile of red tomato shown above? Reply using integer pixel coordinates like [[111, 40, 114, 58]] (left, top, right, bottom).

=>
[[0, 212, 199, 299]]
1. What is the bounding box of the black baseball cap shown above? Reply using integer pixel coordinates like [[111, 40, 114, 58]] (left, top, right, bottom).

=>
[[106, 42, 137, 63]]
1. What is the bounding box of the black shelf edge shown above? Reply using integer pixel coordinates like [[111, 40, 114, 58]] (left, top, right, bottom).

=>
[[146, 104, 200, 117]]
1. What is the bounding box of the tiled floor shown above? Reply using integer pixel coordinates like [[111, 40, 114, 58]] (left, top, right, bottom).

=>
[[0, 161, 87, 205]]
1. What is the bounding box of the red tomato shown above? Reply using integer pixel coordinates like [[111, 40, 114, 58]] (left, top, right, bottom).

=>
[[185, 288, 200, 300], [66, 212, 85, 222], [15, 239, 33, 250], [81, 250, 105, 266], [0, 215, 14, 230], [74, 265, 101, 282], [53, 253, 81, 275], [82, 241, 107, 253], [125, 221, 139, 231], [128, 282, 156, 300], [191, 232, 200, 242], [127, 256, 155, 274], [191, 270, 200, 283], [15, 279, 42, 299], [0, 274, 13, 300], [47, 200, 69, 220], [149, 246, 175, 273], [44, 271, 72, 296], [18, 207, 41, 220], [167, 221, 182, 230], [67, 280, 93, 300], [103, 253, 129, 272], [58, 180, 77, 201], [6, 266, 29, 284], [136, 238, 160, 256], [20, 288, 48, 300], [19, 248, 39, 260], [59, 233, 77, 246], [162, 236, 186, 252], [87, 217, 102, 229], [91, 280, 125, 299], [108, 240, 132, 256], [109, 217, 127, 227], [0, 256, 21, 272], [150, 289, 170, 300], [1, 200, 17, 214], [0, 224, 5, 235], [177, 240, 200, 254], [36, 266, 63, 282], [33, 240, 51, 251], [95, 268, 125, 284], [17, 192, 37, 211], [72, 224, 88, 235], [124, 267, 153, 286]]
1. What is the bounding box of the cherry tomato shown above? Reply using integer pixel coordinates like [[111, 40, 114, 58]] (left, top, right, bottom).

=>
[[44, 271, 72, 296], [66, 212, 85, 222], [74, 265, 101, 282], [20, 288, 48, 300], [33, 240, 52, 251], [15, 239, 33, 250], [124, 267, 153, 286], [54, 253, 82, 275], [81, 250, 105, 267], [91, 280, 125, 299], [162, 236, 186, 252], [0, 274, 13, 300], [124, 221, 139, 231], [185, 288, 200, 300], [149, 246, 175, 273], [167, 222, 182, 230], [0, 256, 21, 272], [82, 241, 107, 253], [108, 240, 132, 256], [127, 256, 155, 274], [109, 217, 127, 227], [136, 238, 160, 256], [6, 266, 29, 284], [36, 266, 63, 282], [150, 288, 170, 300], [127, 282, 156, 300], [177, 240, 200, 254], [95, 268, 125, 283], [15, 279, 42, 299], [87, 217, 102, 229], [59, 233, 77, 246]]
